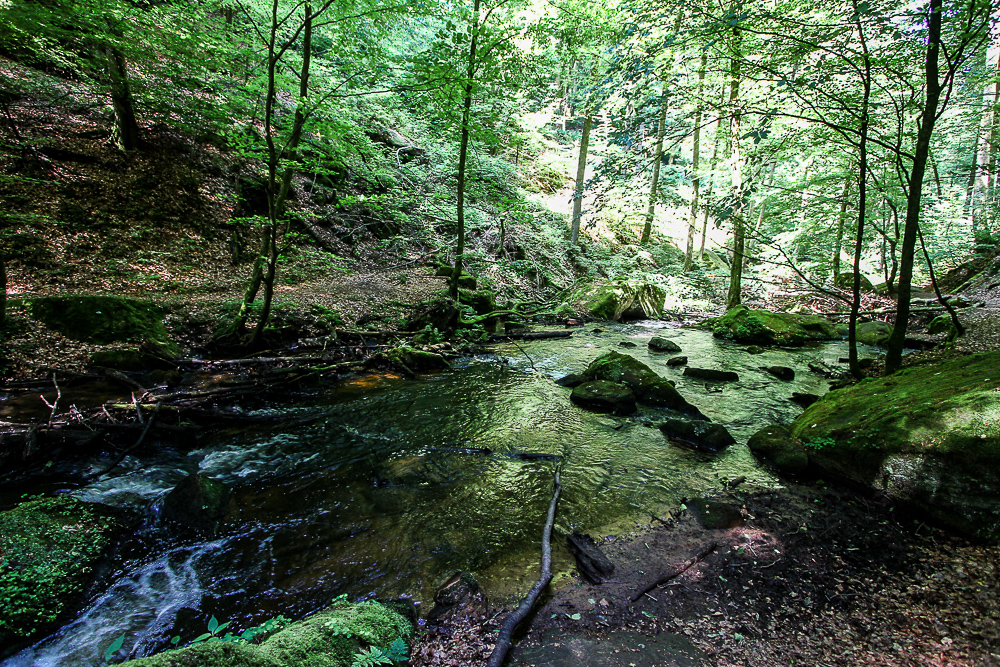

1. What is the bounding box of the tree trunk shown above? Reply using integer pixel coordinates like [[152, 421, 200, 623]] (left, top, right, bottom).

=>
[[745, 160, 776, 266], [0, 252, 6, 329], [726, 23, 745, 310], [833, 171, 852, 281], [699, 120, 722, 261], [571, 114, 592, 245], [885, 0, 943, 375], [105, 45, 140, 151], [684, 53, 707, 272], [450, 0, 481, 300], [641, 96, 668, 245], [848, 0, 871, 379]]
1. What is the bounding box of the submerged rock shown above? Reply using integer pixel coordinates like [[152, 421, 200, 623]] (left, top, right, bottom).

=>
[[747, 424, 808, 474], [648, 336, 682, 353], [704, 305, 843, 347], [683, 367, 739, 382], [555, 373, 587, 388], [582, 351, 706, 418], [666, 355, 688, 367], [763, 366, 795, 381], [571, 380, 637, 415], [162, 473, 232, 538], [791, 392, 821, 407], [791, 352, 1000, 542], [659, 418, 736, 453]]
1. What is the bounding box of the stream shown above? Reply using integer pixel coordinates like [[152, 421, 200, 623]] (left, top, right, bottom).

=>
[[2, 321, 875, 666]]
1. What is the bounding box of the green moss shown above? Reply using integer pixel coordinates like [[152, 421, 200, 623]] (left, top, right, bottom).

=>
[[855, 320, 892, 346], [790, 352, 1000, 540], [118, 601, 413, 667], [384, 345, 450, 372], [703, 305, 842, 346], [583, 351, 704, 417], [0, 497, 122, 644], [457, 288, 496, 315], [22, 296, 170, 345], [576, 281, 666, 321]]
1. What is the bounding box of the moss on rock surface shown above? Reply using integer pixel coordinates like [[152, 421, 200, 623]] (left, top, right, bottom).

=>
[[790, 352, 1000, 541], [575, 281, 666, 321], [20, 295, 172, 345], [704, 305, 844, 347], [118, 600, 412, 667], [582, 351, 705, 417], [0, 497, 127, 651], [855, 320, 892, 346]]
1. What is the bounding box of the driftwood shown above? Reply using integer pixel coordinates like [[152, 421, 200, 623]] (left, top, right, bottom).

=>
[[632, 542, 717, 602], [487, 470, 561, 667], [566, 532, 615, 584], [490, 331, 573, 342]]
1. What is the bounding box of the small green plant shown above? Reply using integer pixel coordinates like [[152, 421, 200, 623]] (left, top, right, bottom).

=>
[[413, 325, 444, 345], [804, 437, 835, 450], [352, 638, 409, 666], [455, 324, 489, 344]]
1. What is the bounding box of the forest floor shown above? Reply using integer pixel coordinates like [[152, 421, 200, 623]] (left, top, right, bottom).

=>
[[412, 481, 1000, 667]]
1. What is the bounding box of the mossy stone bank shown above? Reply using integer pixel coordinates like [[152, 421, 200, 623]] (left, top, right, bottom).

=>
[[788, 352, 1000, 541], [116, 600, 413, 667], [705, 305, 844, 346], [0, 496, 131, 657], [18, 295, 174, 347]]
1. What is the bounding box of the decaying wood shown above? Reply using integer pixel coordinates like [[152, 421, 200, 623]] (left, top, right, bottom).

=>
[[566, 531, 615, 584], [490, 330, 573, 341], [632, 542, 717, 602], [487, 470, 562, 667]]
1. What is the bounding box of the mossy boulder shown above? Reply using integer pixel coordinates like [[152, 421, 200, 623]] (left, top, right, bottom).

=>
[[555, 302, 577, 319], [790, 352, 1000, 541], [576, 280, 666, 321], [648, 336, 681, 353], [834, 272, 876, 292], [747, 425, 809, 474], [458, 288, 496, 315], [582, 351, 705, 418], [928, 314, 958, 338], [570, 380, 637, 415], [0, 497, 131, 655], [21, 296, 171, 345], [382, 345, 451, 373], [117, 599, 413, 667], [856, 320, 892, 346], [705, 305, 841, 347]]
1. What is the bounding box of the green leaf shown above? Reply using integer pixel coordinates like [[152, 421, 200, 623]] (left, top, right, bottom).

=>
[[103, 633, 126, 662], [208, 616, 219, 634]]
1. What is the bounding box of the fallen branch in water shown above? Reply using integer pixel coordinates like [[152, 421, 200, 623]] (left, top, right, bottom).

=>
[[487, 470, 562, 667], [89, 403, 161, 481], [631, 542, 717, 602]]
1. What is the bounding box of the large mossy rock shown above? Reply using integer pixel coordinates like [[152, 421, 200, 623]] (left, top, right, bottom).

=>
[[20, 296, 172, 345], [0, 497, 131, 655], [790, 352, 1000, 541], [855, 320, 893, 346], [570, 380, 637, 415], [747, 424, 809, 474], [458, 288, 496, 315], [834, 272, 876, 292], [117, 600, 413, 667], [704, 305, 842, 347], [577, 280, 666, 321], [582, 351, 705, 418], [382, 345, 451, 373]]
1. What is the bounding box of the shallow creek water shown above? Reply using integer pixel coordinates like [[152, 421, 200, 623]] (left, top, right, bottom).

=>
[[3, 322, 874, 666]]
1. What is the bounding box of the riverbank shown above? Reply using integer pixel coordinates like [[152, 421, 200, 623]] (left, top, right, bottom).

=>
[[413, 479, 1000, 667]]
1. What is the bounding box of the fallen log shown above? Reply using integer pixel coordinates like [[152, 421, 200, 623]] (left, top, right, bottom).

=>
[[566, 532, 615, 584], [487, 470, 562, 667], [489, 331, 573, 341], [632, 542, 717, 602]]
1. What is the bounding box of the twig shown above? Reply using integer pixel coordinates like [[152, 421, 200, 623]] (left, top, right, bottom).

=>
[[88, 403, 161, 481], [631, 542, 717, 602], [510, 340, 538, 372], [487, 470, 562, 667], [132, 393, 144, 425], [41, 374, 62, 426]]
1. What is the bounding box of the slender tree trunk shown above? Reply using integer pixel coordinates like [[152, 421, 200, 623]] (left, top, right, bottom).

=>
[[684, 53, 707, 271], [795, 158, 814, 263], [571, 114, 592, 245], [450, 0, 481, 300], [699, 120, 722, 261], [885, 0, 943, 375], [641, 97, 668, 244], [833, 172, 852, 281], [965, 136, 980, 231], [745, 161, 776, 266], [726, 23, 745, 310], [0, 253, 6, 329], [105, 44, 140, 151], [848, 0, 871, 379]]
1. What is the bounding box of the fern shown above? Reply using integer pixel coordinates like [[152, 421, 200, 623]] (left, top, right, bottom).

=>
[[350, 639, 409, 666]]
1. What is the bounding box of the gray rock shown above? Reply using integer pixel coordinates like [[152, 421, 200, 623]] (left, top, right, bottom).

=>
[[683, 367, 739, 382], [666, 355, 688, 367], [648, 336, 682, 353], [659, 418, 736, 453]]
